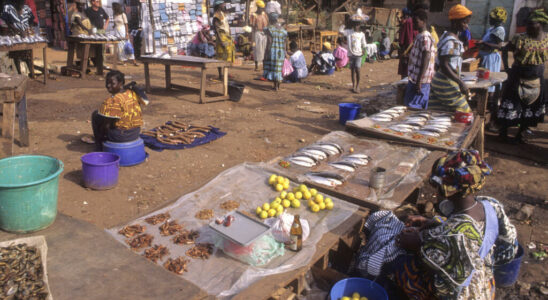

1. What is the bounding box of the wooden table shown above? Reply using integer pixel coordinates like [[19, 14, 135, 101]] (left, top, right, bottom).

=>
[[311, 30, 339, 52], [65, 36, 119, 79], [0, 75, 29, 156], [234, 208, 369, 300], [140, 55, 231, 104], [286, 24, 315, 50], [0, 42, 48, 84]]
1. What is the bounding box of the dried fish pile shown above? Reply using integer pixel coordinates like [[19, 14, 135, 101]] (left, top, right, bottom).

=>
[[195, 209, 214, 220], [145, 212, 171, 225], [118, 224, 146, 238], [0, 244, 49, 299], [127, 233, 154, 250], [141, 121, 212, 145], [220, 200, 240, 211], [186, 244, 213, 260], [163, 257, 189, 275], [143, 245, 169, 263], [172, 230, 199, 245], [0, 35, 47, 46], [159, 221, 184, 236], [74, 33, 118, 41]]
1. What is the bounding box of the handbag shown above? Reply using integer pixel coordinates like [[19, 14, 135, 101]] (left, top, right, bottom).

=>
[[518, 78, 541, 106], [124, 41, 134, 55], [282, 58, 294, 77]]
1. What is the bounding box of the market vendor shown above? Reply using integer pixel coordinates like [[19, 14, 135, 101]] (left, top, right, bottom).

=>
[[85, 0, 109, 70], [91, 70, 145, 150], [250, 0, 268, 71], [213, 0, 234, 80], [356, 150, 518, 299], [70, 0, 95, 65], [189, 24, 215, 58], [1, 0, 35, 76], [429, 4, 473, 113]]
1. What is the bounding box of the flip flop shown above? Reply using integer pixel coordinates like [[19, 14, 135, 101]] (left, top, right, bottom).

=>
[[81, 135, 95, 144]]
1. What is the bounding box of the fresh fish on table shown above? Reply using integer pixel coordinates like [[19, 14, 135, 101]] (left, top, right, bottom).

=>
[[306, 172, 344, 187], [329, 162, 356, 172], [297, 149, 327, 160], [431, 116, 451, 122], [373, 113, 394, 119], [312, 144, 340, 155], [301, 146, 332, 157], [346, 153, 371, 160], [416, 130, 440, 137], [392, 106, 407, 111], [389, 125, 413, 133], [316, 142, 343, 153], [288, 154, 317, 167], [371, 116, 392, 122], [341, 156, 369, 166], [421, 126, 448, 133], [424, 123, 450, 129]]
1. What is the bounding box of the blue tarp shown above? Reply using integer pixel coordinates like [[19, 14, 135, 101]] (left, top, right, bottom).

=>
[[140, 126, 226, 152]]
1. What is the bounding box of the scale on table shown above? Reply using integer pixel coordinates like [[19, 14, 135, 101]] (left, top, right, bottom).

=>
[[208, 211, 271, 246]]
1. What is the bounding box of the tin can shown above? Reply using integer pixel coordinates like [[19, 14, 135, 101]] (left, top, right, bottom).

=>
[[369, 167, 386, 191]]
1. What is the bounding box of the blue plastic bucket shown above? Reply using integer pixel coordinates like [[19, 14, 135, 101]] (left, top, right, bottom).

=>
[[0, 155, 63, 233], [81, 152, 120, 190], [102, 138, 146, 167], [339, 103, 361, 125], [330, 277, 388, 300], [494, 243, 524, 287]]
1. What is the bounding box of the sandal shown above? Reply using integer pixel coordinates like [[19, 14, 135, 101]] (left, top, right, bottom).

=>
[[81, 135, 95, 144]]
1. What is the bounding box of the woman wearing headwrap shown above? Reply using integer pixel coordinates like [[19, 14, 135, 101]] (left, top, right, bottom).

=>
[[250, 0, 268, 71], [429, 4, 473, 113], [213, 1, 235, 79], [356, 150, 518, 300], [263, 13, 287, 91], [497, 9, 548, 143]]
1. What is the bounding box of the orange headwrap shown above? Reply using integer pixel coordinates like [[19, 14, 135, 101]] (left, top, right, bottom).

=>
[[448, 4, 472, 20]]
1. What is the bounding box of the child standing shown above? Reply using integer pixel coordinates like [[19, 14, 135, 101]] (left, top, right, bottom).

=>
[[346, 14, 367, 93], [404, 9, 436, 109], [333, 36, 348, 70], [379, 31, 391, 59]]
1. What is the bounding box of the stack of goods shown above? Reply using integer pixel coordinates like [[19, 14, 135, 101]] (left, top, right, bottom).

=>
[[51, 0, 68, 49], [0, 34, 47, 46], [208, 0, 247, 39], [150, 0, 208, 54]]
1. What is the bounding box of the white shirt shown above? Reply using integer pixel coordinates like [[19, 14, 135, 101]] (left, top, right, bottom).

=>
[[347, 31, 367, 57], [265, 1, 281, 15]]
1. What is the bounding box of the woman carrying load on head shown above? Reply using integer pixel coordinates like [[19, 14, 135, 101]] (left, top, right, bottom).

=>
[[263, 12, 287, 91], [428, 4, 473, 113], [497, 9, 548, 144], [355, 150, 518, 300], [213, 0, 235, 79]]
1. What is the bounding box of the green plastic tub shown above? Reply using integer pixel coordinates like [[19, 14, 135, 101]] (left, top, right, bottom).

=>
[[0, 155, 64, 233]]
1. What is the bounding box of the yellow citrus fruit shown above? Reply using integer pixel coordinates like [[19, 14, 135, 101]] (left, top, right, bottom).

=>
[[326, 201, 334, 210], [293, 187, 299, 193], [282, 199, 291, 208], [311, 204, 320, 213], [275, 210, 282, 217], [325, 197, 332, 203], [352, 293, 360, 299], [268, 175, 277, 185], [319, 202, 326, 210], [295, 191, 303, 199], [341, 297, 351, 300], [315, 194, 324, 203], [274, 197, 282, 203], [303, 191, 312, 200], [277, 176, 285, 185], [360, 297, 368, 300], [310, 188, 318, 197], [276, 205, 284, 213], [268, 209, 276, 217], [275, 183, 284, 191], [291, 199, 301, 208], [349, 147, 355, 153], [308, 199, 315, 207], [284, 177, 290, 185], [271, 202, 280, 210], [282, 181, 290, 190], [287, 192, 295, 201], [256, 207, 262, 215], [262, 203, 270, 211], [260, 211, 268, 219], [280, 191, 287, 199], [299, 184, 308, 192]]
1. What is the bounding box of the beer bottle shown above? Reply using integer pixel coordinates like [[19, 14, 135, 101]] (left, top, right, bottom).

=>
[[289, 214, 303, 251]]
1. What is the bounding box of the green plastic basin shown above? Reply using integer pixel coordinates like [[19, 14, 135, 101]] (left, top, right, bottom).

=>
[[0, 155, 64, 233]]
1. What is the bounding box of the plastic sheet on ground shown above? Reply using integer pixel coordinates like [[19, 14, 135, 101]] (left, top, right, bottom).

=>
[[107, 163, 358, 298]]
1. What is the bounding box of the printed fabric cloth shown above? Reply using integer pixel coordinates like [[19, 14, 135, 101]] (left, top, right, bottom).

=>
[[214, 11, 235, 62], [430, 150, 492, 198], [1, 4, 33, 32], [479, 26, 505, 92], [289, 50, 308, 79], [99, 89, 144, 130], [429, 71, 472, 112], [510, 32, 548, 66], [333, 46, 348, 68], [407, 30, 437, 84], [263, 25, 287, 81], [356, 211, 406, 277], [437, 31, 465, 75]]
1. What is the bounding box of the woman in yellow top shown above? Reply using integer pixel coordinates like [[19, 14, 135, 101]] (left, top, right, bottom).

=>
[[213, 0, 234, 79], [92, 70, 147, 150]]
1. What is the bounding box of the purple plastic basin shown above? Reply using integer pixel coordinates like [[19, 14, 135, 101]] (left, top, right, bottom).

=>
[[81, 152, 120, 190]]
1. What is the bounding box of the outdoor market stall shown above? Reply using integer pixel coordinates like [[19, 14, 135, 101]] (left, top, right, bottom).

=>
[[140, 54, 230, 103], [0, 39, 48, 84], [65, 35, 122, 78], [0, 74, 29, 157]]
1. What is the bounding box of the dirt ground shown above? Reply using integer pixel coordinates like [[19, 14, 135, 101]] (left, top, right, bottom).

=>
[[7, 48, 548, 298]]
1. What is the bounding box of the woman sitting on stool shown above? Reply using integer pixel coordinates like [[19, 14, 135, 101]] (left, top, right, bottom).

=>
[[91, 70, 148, 150]]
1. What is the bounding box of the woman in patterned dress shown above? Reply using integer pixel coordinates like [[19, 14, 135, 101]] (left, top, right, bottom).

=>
[[357, 150, 518, 300], [263, 13, 287, 91], [497, 9, 548, 143]]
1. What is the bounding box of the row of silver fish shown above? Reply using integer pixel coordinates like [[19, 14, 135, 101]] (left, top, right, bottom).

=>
[[388, 113, 453, 137], [76, 33, 119, 41], [0, 243, 49, 299], [0, 35, 47, 46], [328, 154, 371, 172], [287, 142, 343, 167], [370, 106, 408, 122], [305, 172, 345, 187]]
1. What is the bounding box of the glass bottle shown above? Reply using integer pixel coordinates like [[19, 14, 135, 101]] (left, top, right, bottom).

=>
[[289, 214, 303, 251]]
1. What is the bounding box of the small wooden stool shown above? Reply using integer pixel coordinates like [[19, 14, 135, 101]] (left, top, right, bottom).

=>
[[1, 75, 29, 156]]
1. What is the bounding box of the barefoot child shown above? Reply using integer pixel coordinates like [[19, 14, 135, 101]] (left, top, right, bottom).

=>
[[346, 14, 367, 93], [91, 70, 147, 150]]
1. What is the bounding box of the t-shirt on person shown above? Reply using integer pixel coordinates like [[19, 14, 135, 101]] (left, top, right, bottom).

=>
[[347, 31, 367, 57], [85, 7, 108, 30]]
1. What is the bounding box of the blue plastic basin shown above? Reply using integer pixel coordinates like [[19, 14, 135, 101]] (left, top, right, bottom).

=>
[[102, 138, 146, 167], [330, 277, 388, 300]]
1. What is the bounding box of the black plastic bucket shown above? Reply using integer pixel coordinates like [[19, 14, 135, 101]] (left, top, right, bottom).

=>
[[228, 82, 245, 102]]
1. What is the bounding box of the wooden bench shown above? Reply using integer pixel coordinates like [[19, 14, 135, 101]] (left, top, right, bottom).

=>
[[0, 75, 29, 156], [0, 42, 48, 84], [65, 36, 119, 79]]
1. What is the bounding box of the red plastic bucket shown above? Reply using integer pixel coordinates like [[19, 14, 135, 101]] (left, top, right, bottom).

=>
[[455, 111, 474, 124]]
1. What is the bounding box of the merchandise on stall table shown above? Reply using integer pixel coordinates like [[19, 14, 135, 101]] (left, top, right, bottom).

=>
[[0, 244, 49, 299], [145, 212, 171, 225], [126, 233, 154, 250], [220, 200, 240, 211], [369, 106, 407, 122], [305, 172, 344, 187], [159, 221, 184, 236], [141, 121, 213, 145], [118, 224, 146, 238], [186, 244, 214, 260], [287, 154, 318, 167], [195, 209, 214, 220], [172, 230, 200, 245], [163, 257, 190, 275], [307, 193, 334, 212], [0, 35, 48, 46], [340, 154, 371, 166], [143, 244, 169, 263]]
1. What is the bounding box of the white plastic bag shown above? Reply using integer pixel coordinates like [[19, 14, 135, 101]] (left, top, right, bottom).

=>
[[265, 212, 310, 244]]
